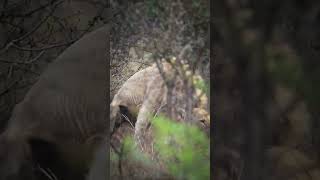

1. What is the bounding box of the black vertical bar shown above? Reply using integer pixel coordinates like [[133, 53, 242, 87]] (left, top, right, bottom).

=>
[[210, 0, 214, 179], [106, 1, 110, 180]]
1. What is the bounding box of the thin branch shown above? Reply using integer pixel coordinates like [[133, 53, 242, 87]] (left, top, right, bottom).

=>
[[0, 0, 63, 54], [0, 78, 21, 97], [26, 51, 45, 63], [121, 114, 135, 129], [10, 40, 76, 51], [0, 51, 45, 64], [37, 165, 58, 180], [13, 65, 40, 76], [12, 0, 59, 17], [0, 20, 24, 30], [18, 0, 63, 42]]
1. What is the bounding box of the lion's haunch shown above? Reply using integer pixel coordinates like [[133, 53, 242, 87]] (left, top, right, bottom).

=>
[[0, 25, 109, 180]]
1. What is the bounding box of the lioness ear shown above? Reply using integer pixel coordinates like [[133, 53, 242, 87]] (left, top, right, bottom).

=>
[[118, 105, 135, 126], [119, 105, 129, 117], [116, 105, 129, 125]]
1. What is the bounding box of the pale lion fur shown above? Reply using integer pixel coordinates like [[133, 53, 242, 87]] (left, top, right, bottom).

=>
[[110, 59, 210, 146]]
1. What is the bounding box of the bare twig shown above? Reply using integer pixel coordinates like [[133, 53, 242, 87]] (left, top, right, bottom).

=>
[[12, 0, 59, 17], [0, 51, 45, 64], [0, 78, 21, 97], [10, 40, 76, 51], [121, 114, 135, 129], [0, 0, 63, 54], [37, 164, 58, 180]]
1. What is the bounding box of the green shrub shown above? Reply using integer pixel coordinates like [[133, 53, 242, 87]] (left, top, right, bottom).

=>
[[113, 115, 210, 180], [152, 115, 210, 180]]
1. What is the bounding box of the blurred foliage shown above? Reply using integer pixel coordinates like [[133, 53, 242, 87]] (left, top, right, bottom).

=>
[[194, 75, 209, 96], [191, 0, 210, 22], [146, 0, 161, 18], [213, 1, 320, 179], [266, 43, 320, 108], [121, 136, 152, 165], [152, 115, 210, 180], [114, 115, 210, 180], [266, 44, 303, 91], [145, 0, 209, 28]]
